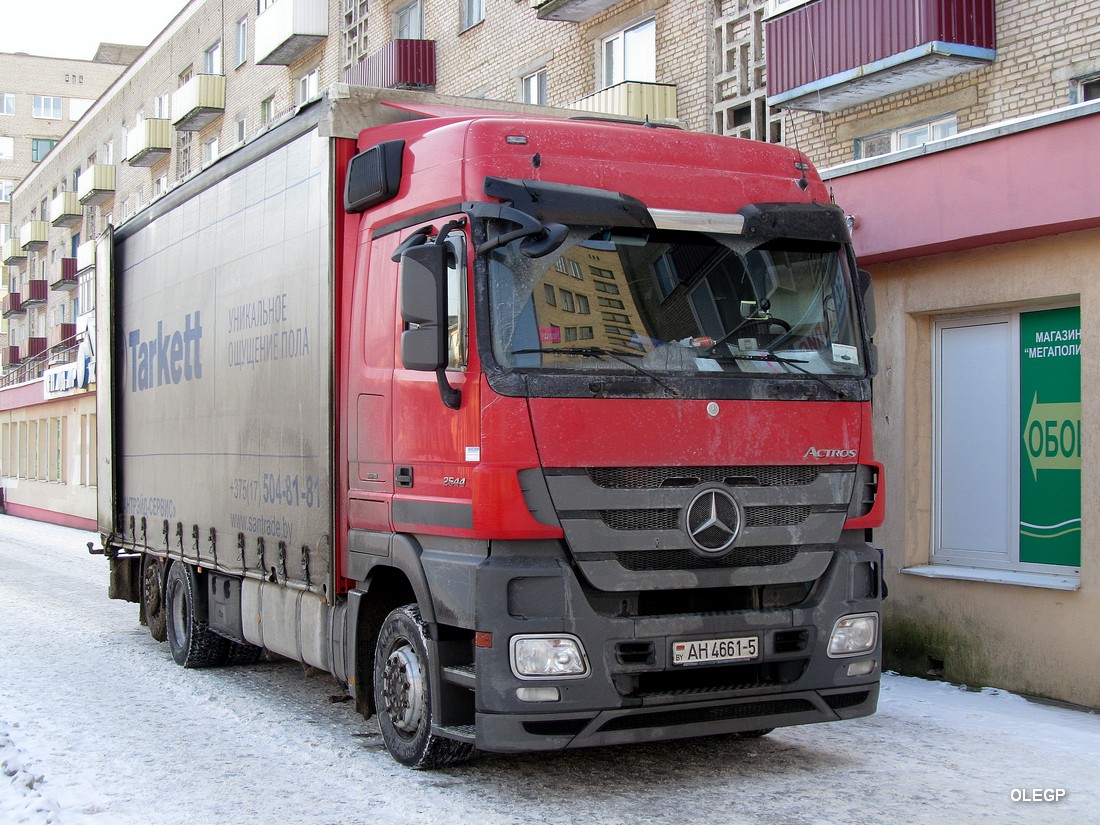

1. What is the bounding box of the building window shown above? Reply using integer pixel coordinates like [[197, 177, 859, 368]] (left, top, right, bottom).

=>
[[1, 93, 13, 115], [33, 95, 62, 119], [236, 118, 247, 144], [31, 138, 58, 162], [394, 0, 424, 39], [932, 307, 1081, 578], [1076, 75, 1100, 103], [204, 41, 223, 75], [522, 68, 547, 105], [855, 115, 957, 160], [559, 289, 575, 313], [0, 179, 12, 202], [260, 95, 275, 125], [577, 294, 590, 314], [543, 283, 556, 306], [0, 136, 12, 160], [258, 0, 278, 11], [297, 69, 319, 104], [154, 89, 170, 120], [601, 18, 656, 88], [202, 137, 219, 165], [461, 0, 484, 31], [236, 18, 248, 67]]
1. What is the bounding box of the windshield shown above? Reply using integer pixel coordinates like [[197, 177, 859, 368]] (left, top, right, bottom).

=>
[[487, 225, 866, 379]]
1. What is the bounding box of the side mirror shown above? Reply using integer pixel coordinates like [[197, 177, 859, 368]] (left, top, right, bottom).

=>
[[400, 243, 448, 371], [399, 240, 462, 409]]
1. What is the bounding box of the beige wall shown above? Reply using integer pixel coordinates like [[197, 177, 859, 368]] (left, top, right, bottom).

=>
[[870, 228, 1100, 707], [0, 390, 96, 526]]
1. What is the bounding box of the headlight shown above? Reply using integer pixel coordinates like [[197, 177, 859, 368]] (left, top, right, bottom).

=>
[[510, 634, 589, 679], [827, 613, 878, 657]]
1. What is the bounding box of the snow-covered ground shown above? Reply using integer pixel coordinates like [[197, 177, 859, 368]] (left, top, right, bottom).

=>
[[2, 513, 1098, 825]]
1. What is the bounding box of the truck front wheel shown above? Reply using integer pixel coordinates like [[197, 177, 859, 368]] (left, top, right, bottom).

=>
[[165, 562, 230, 668], [374, 605, 473, 769], [142, 555, 167, 642]]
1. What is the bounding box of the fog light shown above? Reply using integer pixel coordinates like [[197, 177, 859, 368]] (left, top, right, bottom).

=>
[[828, 613, 878, 658], [510, 634, 589, 679], [847, 659, 876, 677], [516, 686, 560, 702]]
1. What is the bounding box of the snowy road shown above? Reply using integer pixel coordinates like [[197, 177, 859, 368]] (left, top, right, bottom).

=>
[[2, 514, 1098, 825]]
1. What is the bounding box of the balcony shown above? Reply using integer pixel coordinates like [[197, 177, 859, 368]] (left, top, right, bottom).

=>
[[530, 0, 620, 22], [2, 293, 22, 318], [255, 0, 328, 65], [1, 346, 19, 370], [76, 239, 97, 274], [570, 82, 678, 122], [21, 221, 50, 251], [346, 40, 435, 90], [766, 0, 996, 112], [127, 119, 172, 167], [51, 257, 78, 292], [24, 337, 47, 360], [23, 279, 48, 307], [2, 238, 25, 265], [172, 74, 226, 131], [50, 191, 82, 228], [78, 164, 116, 205], [49, 323, 77, 350]]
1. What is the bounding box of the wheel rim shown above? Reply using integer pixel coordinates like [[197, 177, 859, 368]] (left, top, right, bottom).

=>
[[168, 577, 188, 645], [381, 641, 426, 737]]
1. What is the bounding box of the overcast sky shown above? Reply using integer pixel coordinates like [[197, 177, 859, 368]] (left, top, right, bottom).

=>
[[0, 1, 190, 61]]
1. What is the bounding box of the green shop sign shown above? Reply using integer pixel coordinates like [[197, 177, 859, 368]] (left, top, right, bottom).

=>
[[1020, 306, 1080, 567]]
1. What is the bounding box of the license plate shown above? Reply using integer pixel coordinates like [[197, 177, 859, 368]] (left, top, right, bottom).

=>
[[672, 636, 760, 666]]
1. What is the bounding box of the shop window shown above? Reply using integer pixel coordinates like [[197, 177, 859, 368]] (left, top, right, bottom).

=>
[[930, 307, 1081, 581]]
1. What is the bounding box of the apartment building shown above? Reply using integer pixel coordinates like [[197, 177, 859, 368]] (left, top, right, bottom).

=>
[[0, 49, 132, 354], [763, 0, 1100, 707]]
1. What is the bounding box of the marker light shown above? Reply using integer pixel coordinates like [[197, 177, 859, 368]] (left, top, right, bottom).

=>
[[510, 634, 589, 679], [827, 613, 878, 657]]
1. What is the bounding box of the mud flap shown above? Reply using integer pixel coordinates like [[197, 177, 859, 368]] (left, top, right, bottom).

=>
[[108, 554, 141, 602]]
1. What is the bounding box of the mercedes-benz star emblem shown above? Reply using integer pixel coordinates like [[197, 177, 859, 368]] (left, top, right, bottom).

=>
[[686, 488, 741, 555]]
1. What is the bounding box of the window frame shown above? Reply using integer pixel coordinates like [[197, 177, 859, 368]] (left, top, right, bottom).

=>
[[0, 92, 13, 115], [930, 307, 1082, 581], [855, 115, 958, 160], [204, 40, 224, 75], [31, 138, 59, 162], [32, 95, 63, 119], [235, 18, 249, 68], [461, 0, 485, 31], [522, 68, 548, 106], [599, 17, 656, 89], [394, 0, 424, 39]]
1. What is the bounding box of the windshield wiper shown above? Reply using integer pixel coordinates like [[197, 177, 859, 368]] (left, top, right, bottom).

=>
[[709, 350, 848, 398], [511, 347, 682, 397]]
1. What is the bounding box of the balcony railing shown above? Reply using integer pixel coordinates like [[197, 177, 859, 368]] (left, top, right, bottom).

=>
[[346, 40, 435, 89], [2, 292, 22, 318], [23, 279, 48, 306], [78, 164, 116, 205], [51, 257, 78, 292], [49, 323, 77, 350], [172, 74, 226, 131], [76, 239, 97, 274], [20, 221, 50, 251], [766, 0, 996, 111], [50, 191, 82, 228], [127, 119, 172, 167], [1, 345, 19, 370], [570, 82, 678, 122], [2, 238, 25, 265], [530, 0, 620, 22], [24, 337, 47, 360], [255, 0, 328, 65]]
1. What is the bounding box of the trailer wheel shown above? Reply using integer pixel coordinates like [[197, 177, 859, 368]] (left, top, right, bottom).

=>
[[374, 605, 473, 769], [142, 555, 167, 642], [165, 562, 230, 668]]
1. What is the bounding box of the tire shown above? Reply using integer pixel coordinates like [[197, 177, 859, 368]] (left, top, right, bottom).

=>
[[165, 562, 230, 668], [142, 555, 167, 642], [373, 605, 474, 769]]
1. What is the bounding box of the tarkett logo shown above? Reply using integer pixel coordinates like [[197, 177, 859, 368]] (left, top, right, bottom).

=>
[[127, 310, 203, 392], [803, 447, 857, 459]]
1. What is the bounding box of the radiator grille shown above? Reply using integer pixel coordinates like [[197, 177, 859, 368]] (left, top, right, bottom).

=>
[[614, 546, 798, 570], [587, 465, 818, 489]]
